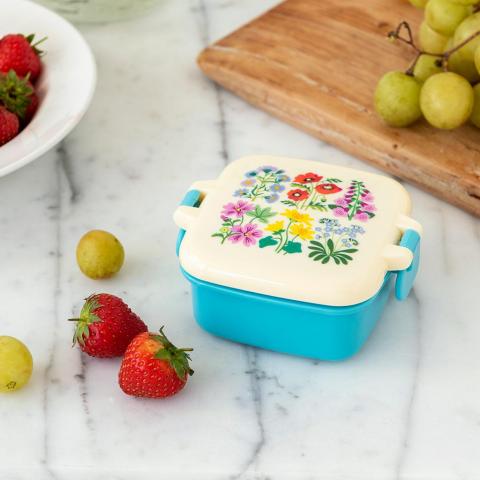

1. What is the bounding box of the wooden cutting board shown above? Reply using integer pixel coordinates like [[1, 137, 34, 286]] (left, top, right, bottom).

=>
[[198, 0, 480, 217]]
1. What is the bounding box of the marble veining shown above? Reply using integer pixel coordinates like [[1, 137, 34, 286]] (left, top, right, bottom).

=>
[[0, 0, 479, 479], [193, 0, 230, 166], [393, 291, 421, 480]]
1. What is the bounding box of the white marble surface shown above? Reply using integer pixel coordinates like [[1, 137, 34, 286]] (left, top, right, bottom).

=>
[[1, 1, 480, 479]]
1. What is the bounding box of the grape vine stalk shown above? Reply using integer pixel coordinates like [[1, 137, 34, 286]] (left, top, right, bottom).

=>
[[389, 20, 480, 75]]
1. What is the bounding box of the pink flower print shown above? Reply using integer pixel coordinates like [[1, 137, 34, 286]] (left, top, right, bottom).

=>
[[363, 203, 376, 212], [354, 212, 369, 222], [335, 198, 349, 207], [228, 224, 263, 246], [362, 193, 374, 202], [222, 200, 254, 218], [221, 214, 229, 221], [333, 207, 347, 217]]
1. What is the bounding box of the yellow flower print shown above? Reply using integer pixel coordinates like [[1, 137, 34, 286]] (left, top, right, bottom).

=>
[[241, 178, 256, 187], [281, 209, 314, 225], [290, 223, 314, 241], [220, 226, 230, 234], [266, 220, 285, 233]]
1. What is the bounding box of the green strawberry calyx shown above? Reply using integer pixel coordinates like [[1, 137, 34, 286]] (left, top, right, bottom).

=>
[[0, 70, 33, 119], [69, 294, 102, 347], [153, 326, 194, 380], [24, 33, 47, 56]]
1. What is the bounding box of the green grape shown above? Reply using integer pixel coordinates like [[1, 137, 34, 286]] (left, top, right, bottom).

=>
[[76, 230, 125, 279], [0, 336, 33, 393], [420, 72, 474, 129], [449, 0, 478, 5], [444, 36, 454, 50], [374, 71, 422, 127], [419, 20, 450, 53], [409, 0, 428, 7], [413, 54, 443, 82], [474, 44, 480, 73], [470, 83, 480, 127], [448, 47, 480, 81], [444, 37, 480, 82], [453, 12, 480, 62], [425, 0, 470, 36]]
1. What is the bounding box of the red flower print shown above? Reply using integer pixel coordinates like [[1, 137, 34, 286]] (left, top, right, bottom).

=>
[[315, 183, 342, 195], [293, 172, 323, 184], [287, 189, 309, 201]]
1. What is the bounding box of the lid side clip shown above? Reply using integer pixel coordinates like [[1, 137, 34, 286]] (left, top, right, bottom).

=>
[[174, 189, 202, 256], [394, 229, 421, 301]]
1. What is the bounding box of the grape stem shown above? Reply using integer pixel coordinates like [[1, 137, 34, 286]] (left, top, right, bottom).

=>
[[388, 21, 420, 54], [388, 21, 480, 75]]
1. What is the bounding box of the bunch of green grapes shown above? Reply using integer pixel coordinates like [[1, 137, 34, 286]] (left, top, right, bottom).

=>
[[374, 0, 480, 129]]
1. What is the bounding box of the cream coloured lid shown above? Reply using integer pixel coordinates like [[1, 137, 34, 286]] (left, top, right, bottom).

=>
[[174, 156, 422, 307]]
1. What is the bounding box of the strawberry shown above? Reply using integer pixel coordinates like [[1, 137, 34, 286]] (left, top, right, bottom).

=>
[[0, 106, 19, 146], [70, 294, 148, 358], [119, 328, 194, 398], [0, 34, 44, 83], [0, 70, 35, 122]]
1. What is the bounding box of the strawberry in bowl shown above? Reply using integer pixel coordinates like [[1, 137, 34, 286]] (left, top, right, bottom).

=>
[[0, 32, 45, 146], [0, 68, 40, 145], [0, 0, 96, 176], [0, 33, 43, 82]]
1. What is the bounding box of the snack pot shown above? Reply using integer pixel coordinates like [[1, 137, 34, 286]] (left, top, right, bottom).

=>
[[174, 156, 422, 360]]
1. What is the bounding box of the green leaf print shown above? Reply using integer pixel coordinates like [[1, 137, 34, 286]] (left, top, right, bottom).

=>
[[308, 240, 358, 265], [246, 205, 277, 224], [308, 202, 328, 211], [259, 236, 278, 248], [282, 241, 302, 254]]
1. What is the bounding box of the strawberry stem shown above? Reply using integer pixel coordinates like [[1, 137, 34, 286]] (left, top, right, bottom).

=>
[[70, 295, 102, 347], [32, 36, 47, 48], [24, 34, 47, 56], [0, 70, 34, 119], [153, 327, 194, 379]]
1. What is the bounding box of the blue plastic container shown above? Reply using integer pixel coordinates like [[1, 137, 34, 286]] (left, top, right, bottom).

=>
[[174, 156, 422, 360]]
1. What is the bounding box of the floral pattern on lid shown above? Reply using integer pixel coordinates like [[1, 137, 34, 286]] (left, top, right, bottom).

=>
[[234, 165, 290, 203], [212, 166, 376, 265]]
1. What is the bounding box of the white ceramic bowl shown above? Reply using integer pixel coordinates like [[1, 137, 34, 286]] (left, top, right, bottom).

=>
[[0, 0, 96, 177]]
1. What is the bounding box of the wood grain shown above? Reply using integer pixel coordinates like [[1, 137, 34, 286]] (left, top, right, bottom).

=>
[[198, 0, 480, 217]]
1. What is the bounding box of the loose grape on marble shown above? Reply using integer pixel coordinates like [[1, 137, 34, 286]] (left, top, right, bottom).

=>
[[0, 336, 33, 393]]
